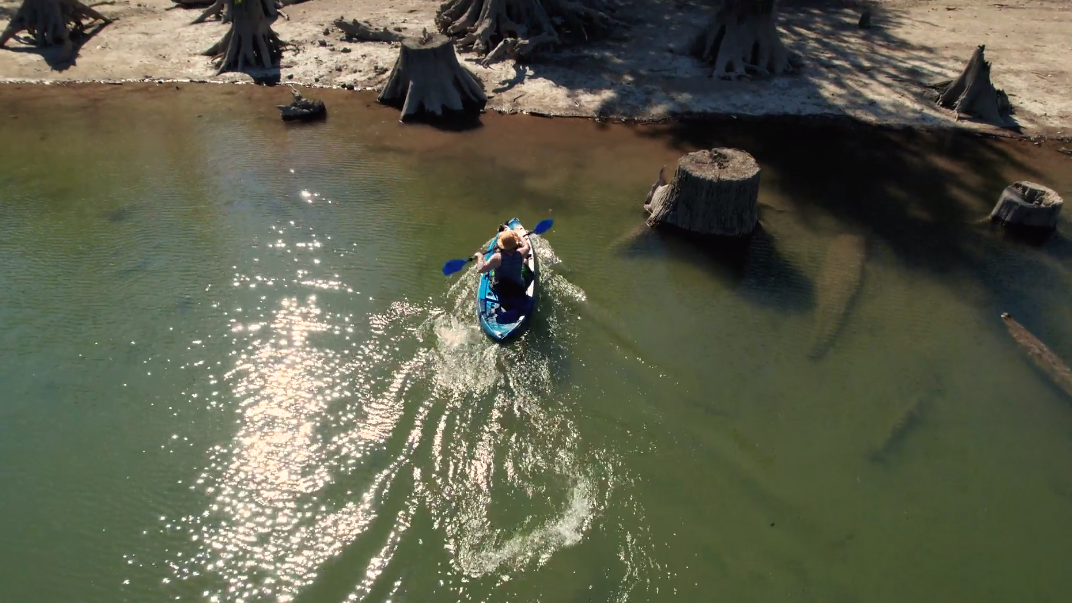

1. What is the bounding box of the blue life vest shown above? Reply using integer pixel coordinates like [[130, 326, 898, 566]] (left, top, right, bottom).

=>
[[496, 249, 525, 286]]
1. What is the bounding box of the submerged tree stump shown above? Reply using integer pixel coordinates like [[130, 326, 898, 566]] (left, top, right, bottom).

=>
[[990, 181, 1063, 230], [377, 33, 487, 121], [644, 149, 761, 237], [0, 0, 111, 60], [689, 0, 794, 78], [277, 87, 326, 122], [936, 45, 1012, 126]]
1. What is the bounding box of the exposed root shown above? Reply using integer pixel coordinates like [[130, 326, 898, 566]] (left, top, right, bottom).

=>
[[333, 17, 401, 42], [191, 0, 229, 24], [202, 0, 284, 75], [0, 0, 111, 60], [436, 0, 615, 65], [689, 0, 795, 79]]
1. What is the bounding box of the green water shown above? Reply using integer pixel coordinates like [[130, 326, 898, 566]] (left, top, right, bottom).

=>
[[3, 84, 1072, 603]]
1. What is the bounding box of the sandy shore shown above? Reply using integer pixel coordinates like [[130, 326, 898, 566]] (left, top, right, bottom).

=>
[[1, 0, 1071, 136]]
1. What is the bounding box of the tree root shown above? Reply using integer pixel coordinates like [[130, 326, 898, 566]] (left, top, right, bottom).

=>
[[0, 0, 111, 60], [333, 17, 401, 42], [191, 0, 229, 24], [202, 0, 284, 75], [689, 0, 795, 79], [436, 0, 615, 65]]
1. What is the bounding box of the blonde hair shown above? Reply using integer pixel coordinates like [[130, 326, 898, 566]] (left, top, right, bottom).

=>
[[497, 229, 522, 251]]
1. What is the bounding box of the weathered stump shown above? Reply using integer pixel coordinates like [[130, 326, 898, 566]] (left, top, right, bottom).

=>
[[990, 181, 1063, 230], [689, 0, 794, 79], [936, 45, 1012, 126], [644, 149, 760, 237], [0, 0, 111, 61], [377, 33, 487, 121]]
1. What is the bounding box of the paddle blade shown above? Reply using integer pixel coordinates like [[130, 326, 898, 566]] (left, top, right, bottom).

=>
[[442, 258, 468, 276], [531, 218, 554, 235]]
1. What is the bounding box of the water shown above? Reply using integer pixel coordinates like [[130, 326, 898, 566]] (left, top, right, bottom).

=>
[[2, 83, 1072, 603]]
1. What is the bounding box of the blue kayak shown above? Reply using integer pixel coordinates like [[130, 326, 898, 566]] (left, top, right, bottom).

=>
[[476, 218, 538, 342]]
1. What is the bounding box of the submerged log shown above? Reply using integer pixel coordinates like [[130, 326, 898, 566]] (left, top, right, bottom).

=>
[[644, 149, 760, 237], [689, 0, 794, 79], [936, 45, 1012, 126], [809, 233, 866, 359], [277, 87, 326, 122], [990, 181, 1063, 230], [1001, 312, 1072, 400], [377, 33, 487, 121]]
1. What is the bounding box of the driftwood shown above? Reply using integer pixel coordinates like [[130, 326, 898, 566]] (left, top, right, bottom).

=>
[[936, 45, 1012, 126], [277, 87, 326, 122], [377, 33, 487, 121], [436, 0, 615, 65], [867, 392, 927, 464], [644, 149, 761, 237], [990, 181, 1063, 230], [809, 233, 866, 359], [0, 0, 111, 60], [1001, 312, 1072, 400], [333, 17, 401, 42], [689, 0, 795, 79]]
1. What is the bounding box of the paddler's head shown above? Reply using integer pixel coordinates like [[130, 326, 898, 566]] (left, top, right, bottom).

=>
[[497, 229, 522, 252]]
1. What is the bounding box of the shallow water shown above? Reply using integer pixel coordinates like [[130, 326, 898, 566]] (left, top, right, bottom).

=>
[[2, 84, 1072, 603]]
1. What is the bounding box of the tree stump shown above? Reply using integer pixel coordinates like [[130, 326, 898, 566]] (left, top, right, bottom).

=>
[[990, 181, 1063, 230], [644, 149, 761, 237], [377, 33, 487, 121], [277, 87, 326, 122], [936, 45, 1012, 126], [0, 0, 111, 61], [689, 0, 794, 79], [202, 0, 284, 76]]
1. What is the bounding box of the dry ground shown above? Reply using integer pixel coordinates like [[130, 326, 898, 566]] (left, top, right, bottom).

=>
[[1, 0, 1070, 135]]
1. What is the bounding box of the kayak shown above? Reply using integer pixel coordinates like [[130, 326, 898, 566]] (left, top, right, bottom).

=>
[[476, 218, 538, 342]]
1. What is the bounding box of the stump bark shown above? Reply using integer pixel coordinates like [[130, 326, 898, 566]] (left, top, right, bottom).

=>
[[202, 0, 284, 75], [436, 0, 616, 66], [689, 0, 794, 79], [644, 149, 761, 237], [990, 181, 1063, 230], [936, 45, 1012, 126], [0, 0, 111, 60], [377, 33, 487, 121]]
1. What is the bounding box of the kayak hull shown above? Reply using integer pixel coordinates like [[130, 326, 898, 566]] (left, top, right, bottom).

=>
[[476, 218, 538, 342]]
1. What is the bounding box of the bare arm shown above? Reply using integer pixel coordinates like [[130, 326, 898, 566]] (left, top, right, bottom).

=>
[[476, 252, 501, 274]]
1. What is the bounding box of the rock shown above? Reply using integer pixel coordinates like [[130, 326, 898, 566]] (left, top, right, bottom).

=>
[[643, 148, 760, 237], [990, 181, 1063, 229], [318, 39, 327, 47], [341, 47, 351, 53]]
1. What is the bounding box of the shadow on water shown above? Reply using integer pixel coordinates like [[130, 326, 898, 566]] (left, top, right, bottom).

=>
[[614, 223, 816, 313]]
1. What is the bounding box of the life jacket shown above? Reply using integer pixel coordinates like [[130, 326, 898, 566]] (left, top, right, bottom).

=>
[[495, 248, 525, 286]]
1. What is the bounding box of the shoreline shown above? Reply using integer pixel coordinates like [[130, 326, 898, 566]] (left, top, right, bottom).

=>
[[2, 0, 1071, 139]]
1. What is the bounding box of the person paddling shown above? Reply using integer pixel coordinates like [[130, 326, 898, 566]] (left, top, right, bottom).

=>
[[474, 226, 530, 298]]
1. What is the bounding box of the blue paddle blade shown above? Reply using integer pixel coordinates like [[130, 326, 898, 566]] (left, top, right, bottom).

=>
[[442, 258, 468, 276], [531, 218, 553, 235]]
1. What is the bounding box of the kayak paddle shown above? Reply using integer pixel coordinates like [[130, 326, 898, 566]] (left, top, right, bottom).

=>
[[441, 219, 553, 276]]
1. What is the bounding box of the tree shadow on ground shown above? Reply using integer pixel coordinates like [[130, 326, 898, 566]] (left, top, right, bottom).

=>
[[1, 20, 109, 71], [487, 0, 988, 129]]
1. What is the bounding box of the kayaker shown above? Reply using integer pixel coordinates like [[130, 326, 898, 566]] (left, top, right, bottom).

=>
[[474, 228, 530, 297]]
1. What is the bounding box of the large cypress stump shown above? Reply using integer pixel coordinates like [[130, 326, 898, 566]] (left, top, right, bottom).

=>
[[377, 33, 487, 121], [935, 45, 1012, 126], [990, 181, 1063, 230], [644, 149, 760, 237]]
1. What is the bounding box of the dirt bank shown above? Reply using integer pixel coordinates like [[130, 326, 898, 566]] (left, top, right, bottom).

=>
[[1, 0, 1071, 136]]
